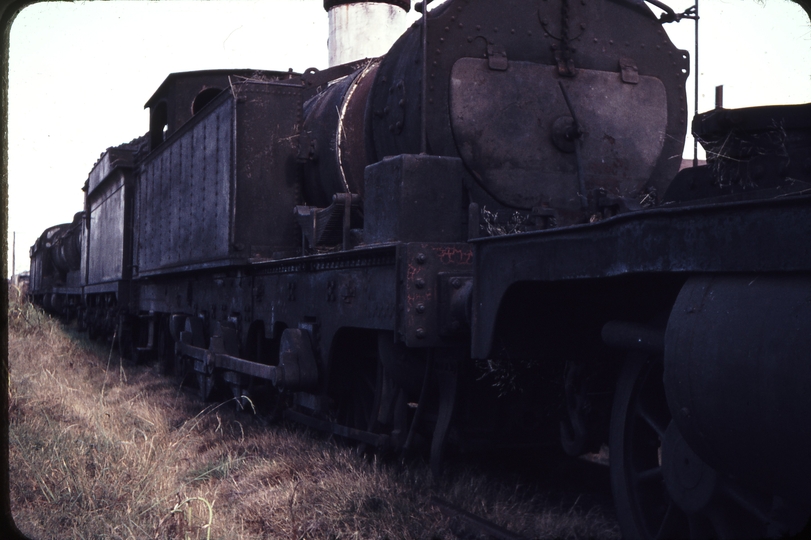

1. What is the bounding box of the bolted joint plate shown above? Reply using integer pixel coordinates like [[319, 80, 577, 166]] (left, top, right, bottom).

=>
[[400, 243, 473, 347]]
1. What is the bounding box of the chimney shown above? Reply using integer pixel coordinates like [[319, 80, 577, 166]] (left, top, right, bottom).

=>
[[324, 1, 411, 67]]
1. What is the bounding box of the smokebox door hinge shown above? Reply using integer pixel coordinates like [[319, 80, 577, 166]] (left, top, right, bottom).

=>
[[619, 57, 639, 84], [487, 44, 509, 71]]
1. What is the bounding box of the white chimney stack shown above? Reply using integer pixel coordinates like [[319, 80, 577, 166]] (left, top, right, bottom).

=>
[[324, 1, 411, 67]]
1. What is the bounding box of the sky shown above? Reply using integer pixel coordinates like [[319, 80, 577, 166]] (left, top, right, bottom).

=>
[[6, 0, 811, 277]]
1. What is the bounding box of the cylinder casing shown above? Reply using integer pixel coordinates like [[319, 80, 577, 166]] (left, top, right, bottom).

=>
[[664, 274, 811, 497]]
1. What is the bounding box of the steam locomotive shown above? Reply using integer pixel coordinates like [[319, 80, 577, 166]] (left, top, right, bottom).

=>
[[29, 0, 811, 537]]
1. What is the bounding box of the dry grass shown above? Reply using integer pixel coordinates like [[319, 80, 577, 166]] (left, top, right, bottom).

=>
[[6, 285, 619, 539]]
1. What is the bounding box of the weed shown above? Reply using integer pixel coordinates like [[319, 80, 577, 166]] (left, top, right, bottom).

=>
[[8, 286, 619, 539]]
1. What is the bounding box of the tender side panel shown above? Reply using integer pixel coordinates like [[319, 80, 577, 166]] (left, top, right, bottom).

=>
[[135, 97, 235, 274], [29, 249, 45, 293], [87, 172, 127, 284]]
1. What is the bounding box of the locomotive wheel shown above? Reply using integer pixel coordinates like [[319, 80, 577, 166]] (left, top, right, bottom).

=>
[[156, 315, 175, 376], [196, 322, 241, 403], [339, 353, 381, 434], [335, 338, 407, 453], [175, 316, 205, 389], [117, 316, 136, 364], [197, 371, 216, 402], [216, 323, 245, 408], [559, 360, 599, 457], [225, 371, 252, 412], [173, 346, 189, 383], [87, 320, 99, 341], [610, 352, 773, 539]]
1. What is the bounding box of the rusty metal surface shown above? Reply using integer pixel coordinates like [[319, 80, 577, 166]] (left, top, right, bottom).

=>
[[87, 147, 136, 195], [83, 138, 145, 288], [693, 103, 811, 189], [137, 244, 400, 395], [30, 213, 84, 295], [50, 212, 83, 277], [369, 0, 688, 216], [363, 155, 467, 244], [144, 69, 300, 150], [450, 59, 668, 221], [299, 61, 378, 206], [135, 79, 302, 276], [87, 176, 129, 284], [137, 93, 234, 272], [23, 1, 811, 535], [399, 242, 473, 347], [232, 83, 303, 259], [29, 224, 67, 294]]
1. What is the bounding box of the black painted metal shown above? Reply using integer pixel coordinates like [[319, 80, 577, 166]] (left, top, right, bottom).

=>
[[363, 155, 466, 244], [664, 274, 811, 499], [693, 103, 811, 191], [84, 141, 142, 288], [28, 214, 86, 317], [299, 62, 378, 207], [602, 321, 665, 354], [144, 69, 299, 151], [472, 194, 811, 358], [136, 77, 303, 276], [277, 328, 319, 390], [24, 1, 811, 535], [369, 0, 688, 218], [181, 339, 278, 381], [295, 193, 363, 252]]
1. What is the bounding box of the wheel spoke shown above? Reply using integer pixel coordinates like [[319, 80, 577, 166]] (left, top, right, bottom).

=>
[[688, 513, 714, 539], [197, 373, 214, 401], [636, 398, 667, 438], [637, 465, 663, 484], [338, 350, 388, 443], [611, 351, 776, 540], [705, 504, 749, 540], [611, 354, 684, 540], [718, 480, 771, 525], [654, 501, 686, 540]]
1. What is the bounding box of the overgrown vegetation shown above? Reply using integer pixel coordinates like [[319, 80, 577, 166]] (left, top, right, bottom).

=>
[[7, 285, 619, 539]]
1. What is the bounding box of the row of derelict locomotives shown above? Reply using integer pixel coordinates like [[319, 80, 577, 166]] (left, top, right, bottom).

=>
[[27, 1, 811, 537]]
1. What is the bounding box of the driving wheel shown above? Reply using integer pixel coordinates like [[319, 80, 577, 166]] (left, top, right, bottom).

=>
[[610, 352, 774, 539]]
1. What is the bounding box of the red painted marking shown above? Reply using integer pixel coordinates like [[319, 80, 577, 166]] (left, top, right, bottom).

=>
[[433, 246, 473, 266]]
